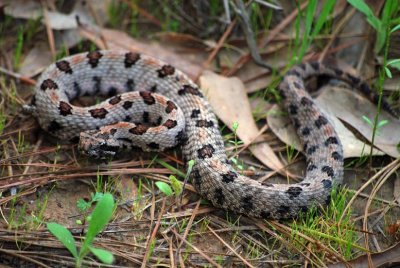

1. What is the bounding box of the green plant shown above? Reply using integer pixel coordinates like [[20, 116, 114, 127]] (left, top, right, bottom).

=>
[[107, 0, 128, 28], [47, 193, 115, 267], [13, 26, 24, 70], [348, 0, 398, 53], [289, 187, 359, 261], [362, 115, 388, 135], [228, 122, 244, 170], [17, 130, 27, 154], [77, 192, 105, 212], [0, 110, 6, 135], [25, 17, 42, 43], [156, 160, 194, 197], [292, 0, 335, 64], [286, 143, 296, 163], [155, 181, 173, 196]]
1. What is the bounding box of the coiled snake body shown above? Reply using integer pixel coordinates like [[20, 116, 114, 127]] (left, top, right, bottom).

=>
[[25, 50, 388, 219]]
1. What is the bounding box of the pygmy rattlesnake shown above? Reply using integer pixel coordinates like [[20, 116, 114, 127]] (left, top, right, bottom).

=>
[[24, 50, 393, 219]]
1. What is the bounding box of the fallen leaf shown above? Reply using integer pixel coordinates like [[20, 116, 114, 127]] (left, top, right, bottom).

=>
[[4, 0, 42, 20], [199, 70, 285, 172], [19, 43, 53, 77], [384, 77, 400, 91], [386, 220, 400, 236], [317, 86, 400, 158]]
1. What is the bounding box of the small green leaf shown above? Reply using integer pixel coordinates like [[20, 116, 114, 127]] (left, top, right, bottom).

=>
[[347, 0, 380, 30], [89, 246, 114, 264], [155, 181, 173, 196], [384, 66, 392, 78], [362, 115, 373, 126], [232, 122, 239, 131], [387, 59, 400, 71], [91, 192, 104, 202], [390, 24, 400, 34], [169, 175, 182, 196], [77, 198, 90, 212], [187, 159, 195, 170], [82, 193, 114, 252], [47, 222, 78, 258], [377, 120, 388, 128]]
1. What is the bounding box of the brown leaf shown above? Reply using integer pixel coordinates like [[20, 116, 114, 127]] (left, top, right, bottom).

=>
[[19, 43, 53, 77], [386, 220, 400, 236], [317, 86, 400, 158], [199, 70, 284, 172]]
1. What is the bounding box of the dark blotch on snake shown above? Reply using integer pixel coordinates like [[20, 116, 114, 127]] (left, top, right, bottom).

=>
[[56, 60, 73, 74], [88, 108, 108, 119], [58, 101, 73, 116], [157, 65, 175, 78], [140, 91, 156, 105], [87, 51, 103, 68], [221, 171, 237, 183], [123, 101, 133, 110], [109, 95, 122, 105], [40, 79, 58, 91], [197, 144, 215, 159], [124, 52, 140, 68], [163, 119, 177, 129]]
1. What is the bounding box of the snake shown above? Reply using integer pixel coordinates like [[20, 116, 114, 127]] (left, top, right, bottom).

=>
[[23, 50, 395, 219]]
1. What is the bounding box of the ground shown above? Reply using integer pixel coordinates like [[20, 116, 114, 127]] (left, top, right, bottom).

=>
[[0, 0, 400, 267]]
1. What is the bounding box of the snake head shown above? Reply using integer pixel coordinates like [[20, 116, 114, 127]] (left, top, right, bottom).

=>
[[79, 130, 120, 159]]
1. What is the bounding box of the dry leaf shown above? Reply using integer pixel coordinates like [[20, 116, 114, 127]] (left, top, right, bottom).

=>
[[5, 0, 92, 29], [19, 43, 53, 77], [386, 220, 400, 236], [199, 70, 284, 172], [4, 0, 42, 20], [317, 86, 400, 158], [384, 77, 400, 91]]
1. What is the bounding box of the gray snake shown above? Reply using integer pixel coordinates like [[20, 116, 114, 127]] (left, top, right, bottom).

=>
[[24, 50, 391, 219]]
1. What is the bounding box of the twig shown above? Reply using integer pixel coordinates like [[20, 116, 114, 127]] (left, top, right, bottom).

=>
[[234, 0, 273, 70]]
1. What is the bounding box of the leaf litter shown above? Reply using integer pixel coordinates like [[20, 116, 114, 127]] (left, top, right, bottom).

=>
[[0, 0, 400, 267]]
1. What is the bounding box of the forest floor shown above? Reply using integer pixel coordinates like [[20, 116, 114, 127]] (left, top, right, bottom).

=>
[[0, 0, 400, 267]]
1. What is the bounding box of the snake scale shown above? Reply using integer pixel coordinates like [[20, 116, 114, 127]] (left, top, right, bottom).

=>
[[24, 50, 393, 219]]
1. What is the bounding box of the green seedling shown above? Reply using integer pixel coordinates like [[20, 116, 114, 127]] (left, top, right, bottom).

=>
[[384, 58, 400, 78], [156, 168, 187, 197], [47, 193, 115, 267], [362, 115, 388, 136], [0, 110, 6, 135], [155, 181, 173, 196], [292, 0, 335, 64], [348, 0, 398, 53], [77, 192, 104, 212], [13, 26, 24, 70], [286, 143, 296, 163], [229, 122, 244, 170]]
